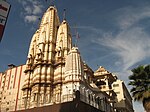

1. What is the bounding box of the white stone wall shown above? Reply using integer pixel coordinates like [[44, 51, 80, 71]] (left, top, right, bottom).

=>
[[113, 80, 134, 112]]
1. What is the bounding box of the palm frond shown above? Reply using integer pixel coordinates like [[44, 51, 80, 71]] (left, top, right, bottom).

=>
[[129, 65, 150, 102]]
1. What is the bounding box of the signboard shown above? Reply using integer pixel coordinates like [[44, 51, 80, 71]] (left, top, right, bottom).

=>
[[0, 0, 11, 42]]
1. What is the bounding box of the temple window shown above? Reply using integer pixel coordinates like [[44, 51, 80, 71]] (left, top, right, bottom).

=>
[[116, 92, 120, 94], [6, 108, 9, 112], [88, 94, 90, 103], [33, 93, 36, 101], [109, 84, 112, 89], [56, 93, 60, 102], [58, 51, 60, 56], [91, 95, 93, 102], [113, 84, 119, 87]]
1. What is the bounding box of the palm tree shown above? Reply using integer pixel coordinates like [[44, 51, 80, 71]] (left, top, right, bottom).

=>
[[128, 65, 150, 112]]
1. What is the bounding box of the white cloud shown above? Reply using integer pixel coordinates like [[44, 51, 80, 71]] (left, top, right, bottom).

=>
[[73, 25, 101, 34], [17, 0, 43, 23], [95, 27, 150, 71], [115, 5, 150, 29], [24, 6, 32, 14], [32, 4, 43, 15], [73, 24, 150, 72], [17, 0, 27, 6], [25, 15, 39, 23], [72, 16, 150, 73]]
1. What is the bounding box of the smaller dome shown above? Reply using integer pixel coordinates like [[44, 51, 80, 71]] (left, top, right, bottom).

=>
[[94, 66, 109, 76], [65, 47, 83, 78]]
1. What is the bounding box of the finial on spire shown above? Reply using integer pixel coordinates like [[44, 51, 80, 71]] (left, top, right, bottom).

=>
[[63, 9, 66, 20], [75, 32, 80, 47]]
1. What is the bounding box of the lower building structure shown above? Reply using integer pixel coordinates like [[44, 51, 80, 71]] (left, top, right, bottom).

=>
[[0, 60, 134, 112], [0, 64, 26, 112], [112, 80, 134, 112]]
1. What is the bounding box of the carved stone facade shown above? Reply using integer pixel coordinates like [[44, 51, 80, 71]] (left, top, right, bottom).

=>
[[21, 6, 73, 108]]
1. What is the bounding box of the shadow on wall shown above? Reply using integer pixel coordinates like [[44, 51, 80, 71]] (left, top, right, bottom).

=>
[[15, 91, 103, 112]]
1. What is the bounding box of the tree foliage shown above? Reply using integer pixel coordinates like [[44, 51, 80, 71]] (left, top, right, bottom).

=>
[[129, 65, 150, 111]]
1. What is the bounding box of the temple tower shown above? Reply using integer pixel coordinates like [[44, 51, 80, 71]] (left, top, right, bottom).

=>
[[53, 19, 72, 103], [22, 6, 60, 108], [62, 47, 84, 102]]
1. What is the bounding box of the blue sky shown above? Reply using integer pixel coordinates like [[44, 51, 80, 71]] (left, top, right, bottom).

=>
[[1, 0, 150, 111]]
